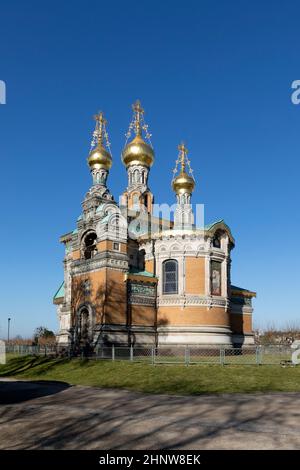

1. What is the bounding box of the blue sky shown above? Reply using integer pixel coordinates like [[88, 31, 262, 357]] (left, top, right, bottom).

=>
[[0, 0, 299, 338]]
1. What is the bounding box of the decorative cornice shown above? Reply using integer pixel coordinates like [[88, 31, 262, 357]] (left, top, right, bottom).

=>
[[72, 257, 128, 275], [128, 295, 156, 306], [158, 294, 227, 308]]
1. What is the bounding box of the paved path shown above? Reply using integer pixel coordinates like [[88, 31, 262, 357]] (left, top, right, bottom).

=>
[[0, 378, 300, 449]]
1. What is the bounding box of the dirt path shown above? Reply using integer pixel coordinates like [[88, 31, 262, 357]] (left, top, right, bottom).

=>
[[0, 378, 300, 449]]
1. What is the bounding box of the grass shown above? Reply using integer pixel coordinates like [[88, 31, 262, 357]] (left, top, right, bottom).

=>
[[1, 355, 300, 395]]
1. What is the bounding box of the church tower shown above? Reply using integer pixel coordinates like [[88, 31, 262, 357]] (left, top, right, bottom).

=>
[[172, 142, 195, 230], [88, 111, 112, 188], [82, 112, 114, 221], [121, 100, 154, 214], [55, 112, 129, 350]]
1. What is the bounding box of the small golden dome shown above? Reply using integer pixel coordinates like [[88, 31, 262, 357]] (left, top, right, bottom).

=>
[[87, 144, 112, 170], [172, 171, 195, 194], [122, 134, 154, 168]]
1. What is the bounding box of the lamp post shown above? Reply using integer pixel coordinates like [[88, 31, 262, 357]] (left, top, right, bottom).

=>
[[7, 317, 11, 344]]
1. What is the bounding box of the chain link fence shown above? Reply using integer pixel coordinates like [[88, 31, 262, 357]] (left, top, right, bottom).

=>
[[80, 344, 295, 365], [3, 344, 295, 365], [5, 344, 58, 357]]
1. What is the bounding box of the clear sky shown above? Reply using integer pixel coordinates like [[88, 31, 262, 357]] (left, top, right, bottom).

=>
[[0, 0, 299, 338]]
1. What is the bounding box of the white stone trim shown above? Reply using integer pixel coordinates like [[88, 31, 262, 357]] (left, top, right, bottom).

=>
[[205, 255, 210, 296], [221, 258, 227, 297], [157, 325, 232, 345], [158, 295, 226, 308], [72, 257, 128, 275]]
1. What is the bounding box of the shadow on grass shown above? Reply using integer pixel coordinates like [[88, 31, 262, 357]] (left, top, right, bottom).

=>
[[0, 355, 70, 377]]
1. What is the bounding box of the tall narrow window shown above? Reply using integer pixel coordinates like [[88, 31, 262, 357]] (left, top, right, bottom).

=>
[[132, 194, 139, 210], [213, 230, 223, 248], [163, 259, 178, 294], [211, 260, 222, 296], [213, 235, 221, 248], [79, 308, 89, 342], [134, 169, 139, 183]]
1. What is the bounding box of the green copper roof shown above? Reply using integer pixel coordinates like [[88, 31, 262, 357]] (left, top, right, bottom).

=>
[[54, 282, 64, 299], [129, 268, 155, 277], [72, 228, 78, 234], [204, 219, 224, 230], [231, 285, 255, 294], [231, 285, 247, 292]]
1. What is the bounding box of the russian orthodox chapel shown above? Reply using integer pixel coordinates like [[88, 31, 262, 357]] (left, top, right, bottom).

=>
[[54, 101, 256, 350]]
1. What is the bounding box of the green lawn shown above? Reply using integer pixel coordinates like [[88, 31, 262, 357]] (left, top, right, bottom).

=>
[[0, 355, 300, 395]]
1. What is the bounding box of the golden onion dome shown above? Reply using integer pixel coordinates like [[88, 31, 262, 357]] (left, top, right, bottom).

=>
[[122, 134, 154, 168], [87, 144, 112, 171], [172, 171, 195, 195]]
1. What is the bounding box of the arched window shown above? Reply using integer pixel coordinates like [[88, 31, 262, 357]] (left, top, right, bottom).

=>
[[83, 279, 91, 296], [213, 231, 222, 248], [83, 232, 97, 259], [80, 308, 89, 342], [163, 259, 178, 294]]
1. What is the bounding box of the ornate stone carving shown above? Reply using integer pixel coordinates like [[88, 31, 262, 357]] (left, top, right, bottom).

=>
[[158, 294, 226, 308], [128, 281, 156, 306]]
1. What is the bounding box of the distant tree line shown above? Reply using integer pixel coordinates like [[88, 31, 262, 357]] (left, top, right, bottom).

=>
[[254, 323, 300, 345], [4, 326, 56, 346]]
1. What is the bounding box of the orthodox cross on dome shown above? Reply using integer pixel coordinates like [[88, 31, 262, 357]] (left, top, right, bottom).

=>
[[178, 142, 187, 173], [125, 99, 153, 147], [132, 100, 143, 136], [90, 111, 111, 154], [172, 142, 194, 179]]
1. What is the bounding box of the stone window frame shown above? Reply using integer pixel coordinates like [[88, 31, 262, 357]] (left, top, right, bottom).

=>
[[162, 259, 179, 295], [209, 257, 228, 298]]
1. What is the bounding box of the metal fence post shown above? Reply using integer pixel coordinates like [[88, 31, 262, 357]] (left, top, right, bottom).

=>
[[256, 346, 262, 365], [151, 347, 155, 365], [130, 345, 133, 361], [112, 345, 115, 361], [185, 346, 190, 366], [220, 348, 225, 365]]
